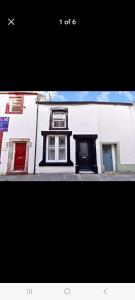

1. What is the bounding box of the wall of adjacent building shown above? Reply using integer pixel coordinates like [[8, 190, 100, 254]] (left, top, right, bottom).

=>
[[97, 104, 135, 172], [0, 94, 37, 175]]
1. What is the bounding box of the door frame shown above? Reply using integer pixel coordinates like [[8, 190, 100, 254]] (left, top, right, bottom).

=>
[[73, 134, 98, 174], [7, 138, 30, 174]]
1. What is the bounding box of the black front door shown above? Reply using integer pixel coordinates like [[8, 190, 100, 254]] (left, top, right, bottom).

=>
[[73, 134, 98, 174], [78, 140, 91, 171], [78, 139, 92, 171]]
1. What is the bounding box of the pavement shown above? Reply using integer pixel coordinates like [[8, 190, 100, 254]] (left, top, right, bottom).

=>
[[0, 173, 135, 181]]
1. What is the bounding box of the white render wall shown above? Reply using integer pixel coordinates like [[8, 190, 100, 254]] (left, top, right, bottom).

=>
[[0, 94, 37, 175], [35, 102, 135, 174], [98, 104, 135, 164]]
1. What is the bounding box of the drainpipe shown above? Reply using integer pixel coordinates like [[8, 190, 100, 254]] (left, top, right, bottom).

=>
[[34, 98, 39, 175], [133, 102, 135, 113], [133, 101, 135, 133]]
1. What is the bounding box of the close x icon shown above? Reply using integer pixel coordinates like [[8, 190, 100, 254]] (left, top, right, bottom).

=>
[[8, 18, 15, 26]]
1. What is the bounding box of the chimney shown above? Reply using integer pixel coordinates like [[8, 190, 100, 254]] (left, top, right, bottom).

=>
[[37, 93, 46, 102]]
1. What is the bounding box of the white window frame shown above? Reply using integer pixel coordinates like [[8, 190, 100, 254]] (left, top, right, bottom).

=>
[[46, 135, 67, 162], [52, 111, 66, 129], [47, 135, 55, 162]]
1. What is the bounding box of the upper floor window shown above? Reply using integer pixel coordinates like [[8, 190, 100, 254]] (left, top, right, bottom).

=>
[[50, 108, 68, 130], [5, 96, 24, 114], [53, 111, 66, 128]]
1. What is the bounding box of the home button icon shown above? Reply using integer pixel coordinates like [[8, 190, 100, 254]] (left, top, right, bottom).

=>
[[64, 288, 71, 295]]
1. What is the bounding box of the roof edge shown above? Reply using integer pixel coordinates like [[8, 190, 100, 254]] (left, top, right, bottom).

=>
[[0, 91, 39, 95], [36, 101, 133, 106]]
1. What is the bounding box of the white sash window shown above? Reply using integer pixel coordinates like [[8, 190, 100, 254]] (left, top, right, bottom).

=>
[[47, 135, 67, 162], [52, 112, 66, 128]]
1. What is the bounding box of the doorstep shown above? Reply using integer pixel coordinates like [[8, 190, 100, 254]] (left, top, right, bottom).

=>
[[79, 171, 95, 174], [6, 171, 28, 175], [104, 172, 116, 175]]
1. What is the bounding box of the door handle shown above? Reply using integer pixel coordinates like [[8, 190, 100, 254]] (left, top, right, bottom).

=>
[[82, 156, 87, 158]]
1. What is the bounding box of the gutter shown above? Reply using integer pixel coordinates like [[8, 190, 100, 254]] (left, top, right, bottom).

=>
[[36, 101, 133, 106]]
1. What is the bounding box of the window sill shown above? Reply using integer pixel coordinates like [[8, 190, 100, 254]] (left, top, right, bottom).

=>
[[49, 127, 69, 130], [6, 171, 28, 175], [5, 111, 23, 114]]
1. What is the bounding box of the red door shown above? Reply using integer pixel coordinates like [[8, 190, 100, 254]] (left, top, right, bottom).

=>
[[14, 142, 26, 171]]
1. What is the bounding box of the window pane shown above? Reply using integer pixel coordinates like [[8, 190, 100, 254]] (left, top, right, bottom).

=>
[[54, 120, 65, 128], [10, 98, 22, 105], [48, 136, 55, 146], [59, 136, 65, 146], [48, 149, 55, 160], [11, 106, 21, 112], [53, 112, 65, 119], [12, 99, 22, 105], [59, 149, 66, 160], [59, 121, 65, 127], [79, 142, 88, 155]]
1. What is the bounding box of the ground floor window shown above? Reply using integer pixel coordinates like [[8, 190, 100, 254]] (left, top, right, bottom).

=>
[[39, 131, 73, 166], [47, 135, 67, 162]]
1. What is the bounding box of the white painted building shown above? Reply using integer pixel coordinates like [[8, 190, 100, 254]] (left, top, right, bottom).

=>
[[35, 100, 135, 174], [0, 92, 40, 175], [0, 93, 135, 175]]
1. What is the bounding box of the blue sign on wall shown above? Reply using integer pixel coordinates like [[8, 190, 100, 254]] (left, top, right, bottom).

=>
[[0, 117, 9, 132]]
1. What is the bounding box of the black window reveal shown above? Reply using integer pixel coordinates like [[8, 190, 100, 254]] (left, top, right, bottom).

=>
[[39, 131, 73, 166]]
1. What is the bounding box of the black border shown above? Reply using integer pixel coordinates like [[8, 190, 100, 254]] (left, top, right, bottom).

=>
[[1, 180, 134, 282], [39, 131, 73, 166]]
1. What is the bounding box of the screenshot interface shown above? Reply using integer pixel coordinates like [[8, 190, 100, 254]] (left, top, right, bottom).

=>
[[0, 6, 134, 296], [0, 283, 135, 299]]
